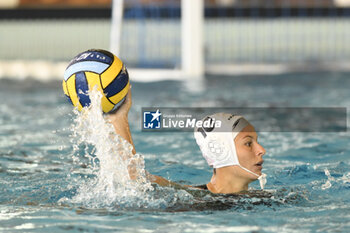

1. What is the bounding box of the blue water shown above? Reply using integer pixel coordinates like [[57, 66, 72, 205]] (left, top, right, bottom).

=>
[[0, 72, 350, 232]]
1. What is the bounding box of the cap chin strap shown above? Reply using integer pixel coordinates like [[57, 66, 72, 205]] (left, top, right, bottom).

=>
[[237, 165, 267, 190]]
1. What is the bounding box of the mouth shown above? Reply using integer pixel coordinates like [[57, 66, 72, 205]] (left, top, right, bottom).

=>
[[255, 160, 264, 169]]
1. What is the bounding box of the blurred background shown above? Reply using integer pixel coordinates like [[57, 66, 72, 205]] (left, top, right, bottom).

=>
[[1, 0, 350, 80]]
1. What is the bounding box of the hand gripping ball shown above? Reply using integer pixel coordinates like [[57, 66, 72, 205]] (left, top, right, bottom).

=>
[[62, 49, 129, 113]]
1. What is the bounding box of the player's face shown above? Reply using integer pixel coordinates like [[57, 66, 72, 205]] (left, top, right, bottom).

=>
[[234, 124, 266, 178]]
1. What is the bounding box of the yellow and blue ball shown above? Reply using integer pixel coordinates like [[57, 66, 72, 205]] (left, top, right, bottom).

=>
[[62, 49, 129, 113]]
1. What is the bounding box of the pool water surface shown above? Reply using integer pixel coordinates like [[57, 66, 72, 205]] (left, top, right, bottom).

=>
[[0, 72, 350, 232]]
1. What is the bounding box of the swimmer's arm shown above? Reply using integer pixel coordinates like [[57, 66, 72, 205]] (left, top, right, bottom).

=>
[[147, 172, 185, 189], [107, 88, 183, 188], [107, 88, 136, 154], [148, 173, 210, 195], [147, 173, 173, 186]]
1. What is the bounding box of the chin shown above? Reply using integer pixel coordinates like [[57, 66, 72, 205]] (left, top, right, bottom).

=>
[[257, 170, 262, 176], [247, 169, 261, 181], [253, 166, 263, 176], [247, 172, 259, 181]]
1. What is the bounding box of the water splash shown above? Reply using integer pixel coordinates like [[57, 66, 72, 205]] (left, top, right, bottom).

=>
[[321, 167, 350, 191], [321, 168, 334, 190], [60, 89, 155, 208]]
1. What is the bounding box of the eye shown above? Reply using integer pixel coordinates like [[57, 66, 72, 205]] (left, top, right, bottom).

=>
[[245, 141, 252, 147]]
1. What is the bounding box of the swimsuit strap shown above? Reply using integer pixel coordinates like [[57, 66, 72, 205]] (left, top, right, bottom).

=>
[[194, 184, 208, 190]]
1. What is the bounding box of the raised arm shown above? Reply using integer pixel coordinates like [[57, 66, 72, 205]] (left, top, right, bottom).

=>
[[107, 86, 136, 155], [106, 87, 180, 187]]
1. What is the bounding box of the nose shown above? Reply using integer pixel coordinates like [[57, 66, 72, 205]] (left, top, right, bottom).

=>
[[255, 143, 266, 157]]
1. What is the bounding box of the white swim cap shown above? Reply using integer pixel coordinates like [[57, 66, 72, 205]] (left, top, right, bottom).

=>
[[194, 113, 248, 168], [194, 113, 267, 189]]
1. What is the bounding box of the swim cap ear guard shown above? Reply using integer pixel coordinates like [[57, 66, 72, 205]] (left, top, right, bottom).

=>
[[194, 113, 267, 190]]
